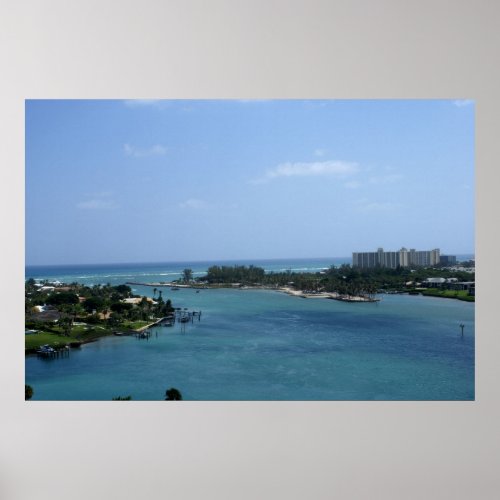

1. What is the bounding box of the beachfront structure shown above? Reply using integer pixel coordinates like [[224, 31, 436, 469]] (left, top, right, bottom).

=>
[[352, 247, 440, 269]]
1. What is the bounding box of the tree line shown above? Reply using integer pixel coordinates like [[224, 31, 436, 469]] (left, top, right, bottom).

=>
[[25, 280, 175, 335], [197, 263, 474, 297]]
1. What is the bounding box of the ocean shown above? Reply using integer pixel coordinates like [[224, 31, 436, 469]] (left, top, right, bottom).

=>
[[25, 257, 351, 287], [25, 258, 475, 401]]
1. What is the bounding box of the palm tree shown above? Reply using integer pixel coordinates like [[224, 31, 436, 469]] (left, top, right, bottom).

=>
[[182, 268, 193, 283]]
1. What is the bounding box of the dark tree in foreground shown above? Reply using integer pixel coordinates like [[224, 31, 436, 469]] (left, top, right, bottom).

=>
[[165, 388, 183, 400], [25, 384, 33, 400]]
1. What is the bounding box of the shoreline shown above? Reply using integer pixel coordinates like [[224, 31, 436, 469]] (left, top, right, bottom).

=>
[[127, 281, 380, 302], [277, 286, 379, 302], [126, 280, 472, 303], [25, 320, 164, 356]]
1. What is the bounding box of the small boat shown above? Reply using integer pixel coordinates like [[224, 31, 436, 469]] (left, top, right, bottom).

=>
[[36, 344, 56, 356], [171, 286, 180, 291]]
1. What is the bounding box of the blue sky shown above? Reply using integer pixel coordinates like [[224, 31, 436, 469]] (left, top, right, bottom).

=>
[[25, 99, 474, 265]]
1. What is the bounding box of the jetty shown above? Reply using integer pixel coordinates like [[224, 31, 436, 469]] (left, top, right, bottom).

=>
[[125, 281, 191, 288]]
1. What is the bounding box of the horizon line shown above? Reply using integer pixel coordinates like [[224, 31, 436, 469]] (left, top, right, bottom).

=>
[[25, 252, 475, 268]]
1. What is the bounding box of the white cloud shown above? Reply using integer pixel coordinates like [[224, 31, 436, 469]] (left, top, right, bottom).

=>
[[179, 198, 211, 210], [453, 100, 474, 107], [254, 160, 359, 183], [124, 143, 167, 158], [77, 199, 118, 210]]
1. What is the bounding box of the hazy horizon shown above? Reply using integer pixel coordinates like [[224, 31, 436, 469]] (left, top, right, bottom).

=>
[[25, 251, 475, 268], [26, 100, 474, 266]]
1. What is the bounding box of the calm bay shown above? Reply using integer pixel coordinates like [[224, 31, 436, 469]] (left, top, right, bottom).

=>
[[25, 259, 474, 401]]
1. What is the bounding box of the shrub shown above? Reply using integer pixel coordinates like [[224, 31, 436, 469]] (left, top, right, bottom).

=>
[[25, 384, 33, 400], [165, 387, 183, 400]]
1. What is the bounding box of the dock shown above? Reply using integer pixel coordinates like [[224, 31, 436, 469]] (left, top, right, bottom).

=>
[[36, 345, 70, 359], [134, 310, 202, 338]]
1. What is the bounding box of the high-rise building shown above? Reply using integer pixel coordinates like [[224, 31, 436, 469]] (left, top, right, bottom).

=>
[[352, 247, 440, 269], [439, 255, 457, 266]]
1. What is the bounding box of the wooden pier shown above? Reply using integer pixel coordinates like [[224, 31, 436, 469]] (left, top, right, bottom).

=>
[[134, 310, 203, 337]]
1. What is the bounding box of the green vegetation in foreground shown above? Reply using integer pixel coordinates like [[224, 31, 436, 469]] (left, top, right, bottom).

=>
[[110, 388, 183, 401], [25, 385, 33, 400], [165, 388, 183, 400], [420, 288, 475, 302], [25, 280, 175, 353]]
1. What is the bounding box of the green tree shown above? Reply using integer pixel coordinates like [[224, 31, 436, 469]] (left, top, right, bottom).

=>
[[113, 284, 132, 297], [165, 387, 183, 400], [46, 291, 79, 306], [107, 312, 124, 327], [110, 302, 133, 314], [83, 296, 106, 313], [58, 314, 73, 336], [25, 384, 33, 400]]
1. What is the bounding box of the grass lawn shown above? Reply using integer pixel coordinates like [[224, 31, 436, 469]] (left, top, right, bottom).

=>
[[25, 323, 114, 351], [25, 332, 71, 350], [25, 318, 159, 352], [121, 320, 153, 330], [420, 288, 475, 302]]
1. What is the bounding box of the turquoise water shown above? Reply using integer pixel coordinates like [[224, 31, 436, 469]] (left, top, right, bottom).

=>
[[25, 275, 475, 400]]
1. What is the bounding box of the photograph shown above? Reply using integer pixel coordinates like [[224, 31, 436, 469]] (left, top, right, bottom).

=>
[[25, 99, 475, 401]]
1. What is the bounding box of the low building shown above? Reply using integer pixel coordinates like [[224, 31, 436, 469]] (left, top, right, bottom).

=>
[[450, 281, 475, 292], [422, 277, 462, 289], [423, 278, 447, 287]]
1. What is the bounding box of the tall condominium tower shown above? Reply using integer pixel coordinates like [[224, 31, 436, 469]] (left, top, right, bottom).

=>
[[352, 247, 440, 269]]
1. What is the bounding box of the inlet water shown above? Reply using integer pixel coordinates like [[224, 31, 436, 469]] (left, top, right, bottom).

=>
[[25, 288, 474, 401]]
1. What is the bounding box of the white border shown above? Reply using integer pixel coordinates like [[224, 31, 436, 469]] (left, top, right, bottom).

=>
[[1, 1, 498, 499]]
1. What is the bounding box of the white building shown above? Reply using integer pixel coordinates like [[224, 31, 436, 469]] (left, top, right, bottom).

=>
[[353, 247, 441, 269]]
